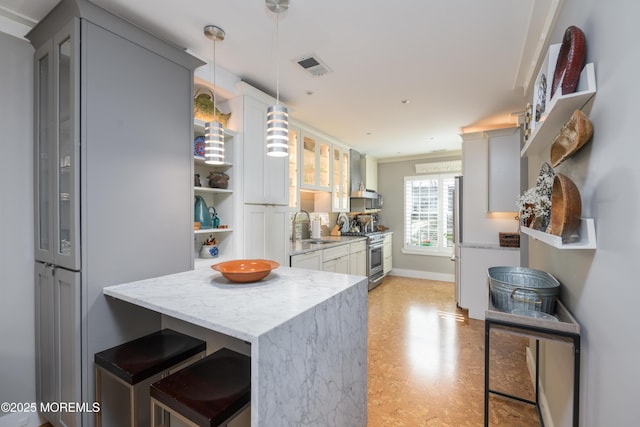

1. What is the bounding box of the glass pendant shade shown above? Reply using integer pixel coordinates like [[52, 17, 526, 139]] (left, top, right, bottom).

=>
[[204, 120, 225, 164], [266, 104, 289, 157]]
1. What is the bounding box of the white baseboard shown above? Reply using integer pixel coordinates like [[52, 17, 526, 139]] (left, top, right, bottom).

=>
[[0, 411, 44, 427], [526, 346, 554, 427], [388, 268, 454, 283]]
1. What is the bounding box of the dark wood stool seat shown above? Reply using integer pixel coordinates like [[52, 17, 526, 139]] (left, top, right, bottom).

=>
[[150, 348, 251, 427], [94, 329, 206, 427]]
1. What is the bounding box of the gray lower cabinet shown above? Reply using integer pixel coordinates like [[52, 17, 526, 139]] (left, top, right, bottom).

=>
[[28, 1, 202, 426], [35, 263, 81, 427]]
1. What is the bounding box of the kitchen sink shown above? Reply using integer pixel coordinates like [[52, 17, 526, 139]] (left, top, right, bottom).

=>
[[302, 239, 336, 245]]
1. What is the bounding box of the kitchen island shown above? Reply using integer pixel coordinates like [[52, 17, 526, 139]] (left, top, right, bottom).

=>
[[103, 264, 368, 426]]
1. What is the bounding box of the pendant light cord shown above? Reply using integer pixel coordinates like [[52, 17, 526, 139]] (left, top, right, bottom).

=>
[[212, 35, 217, 115], [275, 12, 280, 106]]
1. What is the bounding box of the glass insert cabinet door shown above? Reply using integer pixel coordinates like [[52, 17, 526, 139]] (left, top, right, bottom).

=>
[[35, 21, 80, 271], [318, 141, 330, 189], [288, 128, 298, 208], [302, 135, 316, 187], [333, 148, 340, 209], [35, 42, 52, 263], [341, 150, 349, 209], [332, 147, 350, 212], [301, 133, 331, 191]]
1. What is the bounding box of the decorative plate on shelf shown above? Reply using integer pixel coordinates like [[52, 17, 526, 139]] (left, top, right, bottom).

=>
[[194, 135, 205, 157]]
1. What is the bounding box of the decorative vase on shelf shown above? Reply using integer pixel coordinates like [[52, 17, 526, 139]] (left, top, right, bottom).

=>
[[194, 195, 212, 228], [199, 244, 218, 259]]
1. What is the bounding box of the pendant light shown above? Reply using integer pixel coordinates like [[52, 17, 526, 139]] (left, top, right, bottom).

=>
[[266, 0, 289, 157], [203, 25, 225, 165]]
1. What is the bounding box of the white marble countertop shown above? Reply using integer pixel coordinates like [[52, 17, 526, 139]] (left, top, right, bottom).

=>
[[103, 264, 367, 342]]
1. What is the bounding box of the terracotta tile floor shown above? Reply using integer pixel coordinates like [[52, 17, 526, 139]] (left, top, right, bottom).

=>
[[368, 275, 540, 427]]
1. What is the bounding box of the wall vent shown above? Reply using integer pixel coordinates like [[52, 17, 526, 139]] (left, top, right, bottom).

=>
[[293, 54, 333, 77]]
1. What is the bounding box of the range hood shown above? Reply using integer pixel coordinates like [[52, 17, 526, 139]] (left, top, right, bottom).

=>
[[349, 149, 378, 198], [349, 149, 381, 214]]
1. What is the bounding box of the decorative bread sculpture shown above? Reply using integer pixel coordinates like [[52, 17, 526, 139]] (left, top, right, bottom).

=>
[[550, 109, 593, 167]]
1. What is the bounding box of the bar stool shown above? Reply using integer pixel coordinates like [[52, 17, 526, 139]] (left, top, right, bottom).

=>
[[150, 347, 251, 427], [95, 329, 206, 427]]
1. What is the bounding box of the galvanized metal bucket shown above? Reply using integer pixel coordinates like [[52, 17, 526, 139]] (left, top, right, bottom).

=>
[[488, 266, 560, 314]]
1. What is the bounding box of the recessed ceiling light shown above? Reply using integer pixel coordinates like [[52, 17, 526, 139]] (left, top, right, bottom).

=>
[[401, 99, 410, 104], [306, 90, 314, 95], [366, 132, 373, 135]]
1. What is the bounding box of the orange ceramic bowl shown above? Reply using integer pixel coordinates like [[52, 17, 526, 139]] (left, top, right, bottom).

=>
[[211, 259, 279, 283]]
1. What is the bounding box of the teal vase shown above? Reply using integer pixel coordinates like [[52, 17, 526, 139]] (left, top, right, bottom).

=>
[[194, 195, 212, 228]]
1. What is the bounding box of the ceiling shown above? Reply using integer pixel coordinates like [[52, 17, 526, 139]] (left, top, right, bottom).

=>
[[0, 0, 560, 160]]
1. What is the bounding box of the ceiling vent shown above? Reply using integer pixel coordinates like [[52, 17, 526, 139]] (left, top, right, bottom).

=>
[[293, 54, 333, 77]]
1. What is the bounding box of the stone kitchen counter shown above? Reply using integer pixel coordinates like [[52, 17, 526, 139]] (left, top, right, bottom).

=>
[[103, 265, 368, 426], [289, 235, 367, 255]]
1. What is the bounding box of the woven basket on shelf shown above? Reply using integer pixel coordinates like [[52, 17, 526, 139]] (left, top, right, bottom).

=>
[[499, 232, 520, 248]]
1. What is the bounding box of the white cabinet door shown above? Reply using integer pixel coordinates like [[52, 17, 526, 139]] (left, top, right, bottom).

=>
[[332, 146, 350, 212], [291, 250, 322, 270], [244, 204, 289, 266], [349, 241, 367, 276], [323, 244, 350, 273], [243, 96, 288, 205], [323, 255, 349, 274], [383, 234, 392, 275]]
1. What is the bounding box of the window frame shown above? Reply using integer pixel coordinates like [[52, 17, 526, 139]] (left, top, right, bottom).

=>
[[402, 172, 457, 257]]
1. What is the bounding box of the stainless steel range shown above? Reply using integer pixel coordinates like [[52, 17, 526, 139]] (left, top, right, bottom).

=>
[[342, 231, 385, 290]]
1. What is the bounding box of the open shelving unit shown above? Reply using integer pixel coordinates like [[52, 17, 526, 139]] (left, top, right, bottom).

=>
[[521, 43, 597, 158], [521, 42, 598, 251], [193, 120, 237, 264]]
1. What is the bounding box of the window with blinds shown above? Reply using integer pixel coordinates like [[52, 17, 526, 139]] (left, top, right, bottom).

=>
[[404, 174, 456, 254]]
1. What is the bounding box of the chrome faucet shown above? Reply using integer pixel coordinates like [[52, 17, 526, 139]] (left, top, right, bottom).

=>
[[291, 210, 311, 241]]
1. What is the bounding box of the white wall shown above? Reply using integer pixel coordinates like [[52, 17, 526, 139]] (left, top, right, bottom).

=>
[[0, 31, 42, 427], [528, 1, 640, 425]]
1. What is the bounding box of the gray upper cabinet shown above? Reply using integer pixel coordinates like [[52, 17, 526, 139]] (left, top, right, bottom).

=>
[[33, 20, 80, 271], [27, 1, 203, 426], [487, 127, 521, 212]]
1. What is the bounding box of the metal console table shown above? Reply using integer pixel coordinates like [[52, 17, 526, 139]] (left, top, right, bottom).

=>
[[484, 299, 581, 427]]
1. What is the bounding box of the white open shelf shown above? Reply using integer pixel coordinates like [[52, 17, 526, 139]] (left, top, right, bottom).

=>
[[194, 156, 233, 171], [194, 186, 232, 194], [521, 218, 596, 249], [194, 228, 233, 234], [520, 44, 596, 157]]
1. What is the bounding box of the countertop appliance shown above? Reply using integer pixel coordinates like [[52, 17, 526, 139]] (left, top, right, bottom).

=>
[[341, 230, 385, 290], [452, 175, 463, 306]]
